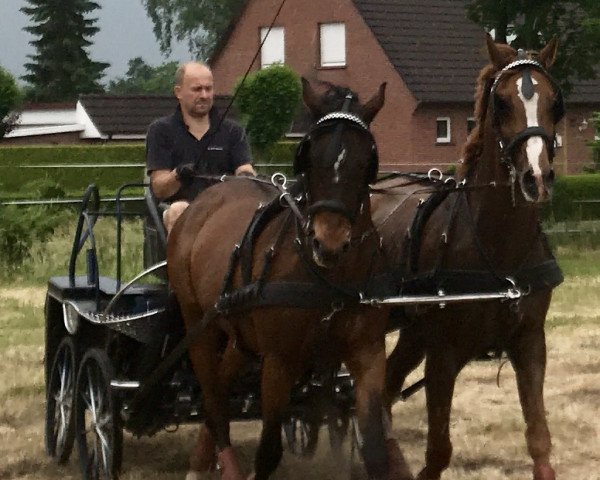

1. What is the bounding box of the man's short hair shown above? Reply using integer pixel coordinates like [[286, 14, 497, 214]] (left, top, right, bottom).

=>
[[175, 62, 212, 86]]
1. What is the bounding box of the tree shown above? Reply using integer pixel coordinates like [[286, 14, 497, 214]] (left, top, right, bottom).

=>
[[108, 57, 178, 94], [0, 67, 22, 139], [141, 0, 245, 59], [21, 0, 109, 101], [466, 0, 600, 94], [234, 64, 301, 152]]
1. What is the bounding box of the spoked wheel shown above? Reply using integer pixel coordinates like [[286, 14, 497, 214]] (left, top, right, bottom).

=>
[[75, 348, 123, 480], [282, 416, 319, 458], [45, 336, 77, 463], [349, 416, 366, 480], [327, 408, 350, 456]]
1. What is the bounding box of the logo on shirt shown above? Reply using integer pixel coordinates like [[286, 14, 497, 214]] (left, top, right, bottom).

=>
[[208, 146, 224, 151]]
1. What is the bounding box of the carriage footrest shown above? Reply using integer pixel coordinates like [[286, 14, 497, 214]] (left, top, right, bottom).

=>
[[111, 380, 140, 390]]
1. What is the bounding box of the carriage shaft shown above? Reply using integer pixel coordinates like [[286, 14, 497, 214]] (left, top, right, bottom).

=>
[[361, 289, 521, 307]]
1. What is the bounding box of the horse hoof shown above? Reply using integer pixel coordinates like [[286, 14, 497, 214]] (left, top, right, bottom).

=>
[[247, 474, 256, 480], [185, 471, 201, 480], [217, 447, 245, 480], [190, 424, 217, 472], [534, 463, 556, 480], [385, 439, 413, 480], [415, 468, 439, 480]]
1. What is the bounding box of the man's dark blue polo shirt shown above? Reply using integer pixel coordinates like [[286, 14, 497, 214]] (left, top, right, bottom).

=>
[[146, 105, 252, 202]]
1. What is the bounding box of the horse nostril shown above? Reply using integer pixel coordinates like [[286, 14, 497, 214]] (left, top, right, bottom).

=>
[[523, 169, 535, 187], [341, 240, 351, 254]]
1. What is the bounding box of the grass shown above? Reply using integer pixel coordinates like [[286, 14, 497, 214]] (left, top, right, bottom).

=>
[[0, 228, 599, 479]]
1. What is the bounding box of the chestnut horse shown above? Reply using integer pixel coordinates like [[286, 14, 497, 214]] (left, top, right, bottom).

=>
[[168, 79, 411, 480], [372, 36, 564, 480]]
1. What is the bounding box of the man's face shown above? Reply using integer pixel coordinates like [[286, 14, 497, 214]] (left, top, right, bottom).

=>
[[175, 65, 214, 119]]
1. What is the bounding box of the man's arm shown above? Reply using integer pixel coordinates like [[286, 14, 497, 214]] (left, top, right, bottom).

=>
[[149, 169, 181, 201], [235, 164, 257, 176]]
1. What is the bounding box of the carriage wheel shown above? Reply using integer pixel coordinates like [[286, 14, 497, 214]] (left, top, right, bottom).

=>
[[282, 416, 319, 458], [75, 349, 123, 480], [327, 408, 350, 455], [45, 336, 77, 463], [348, 415, 366, 480]]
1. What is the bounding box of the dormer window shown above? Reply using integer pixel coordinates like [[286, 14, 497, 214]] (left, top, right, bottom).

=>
[[320, 23, 346, 68], [260, 27, 284, 68]]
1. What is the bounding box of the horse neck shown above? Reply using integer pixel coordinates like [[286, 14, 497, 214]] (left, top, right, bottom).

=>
[[462, 120, 542, 268]]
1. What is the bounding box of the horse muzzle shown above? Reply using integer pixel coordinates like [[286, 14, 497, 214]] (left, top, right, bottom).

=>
[[520, 168, 554, 203], [307, 210, 352, 268]]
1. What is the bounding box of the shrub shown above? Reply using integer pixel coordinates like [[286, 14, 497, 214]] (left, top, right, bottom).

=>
[[234, 64, 302, 152], [0, 66, 22, 139], [0, 205, 68, 269], [544, 173, 600, 221]]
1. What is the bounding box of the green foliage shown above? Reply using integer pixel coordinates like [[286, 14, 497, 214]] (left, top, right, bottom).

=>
[[108, 57, 179, 94], [545, 173, 600, 221], [0, 204, 68, 269], [591, 112, 600, 169], [20, 0, 109, 101], [0, 145, 146, 198], [0, 67, 22, 139], [0, 142, 296, 199], [142, 0, 244, 59], [466, 0, 600, 95], [234, 65, 301, 152]]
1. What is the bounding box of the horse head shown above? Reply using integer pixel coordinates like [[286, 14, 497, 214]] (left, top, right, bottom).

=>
[[294, 78, 386, 268], [484, 34, 563, 203]]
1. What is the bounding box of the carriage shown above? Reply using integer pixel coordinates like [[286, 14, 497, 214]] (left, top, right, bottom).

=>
[[43, 37, 565, 480], [43, 182, 361, 479]]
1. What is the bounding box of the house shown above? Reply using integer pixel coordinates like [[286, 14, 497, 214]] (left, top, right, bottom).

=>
[[2, 96, 236, 145], [210, 0, 600, 174]]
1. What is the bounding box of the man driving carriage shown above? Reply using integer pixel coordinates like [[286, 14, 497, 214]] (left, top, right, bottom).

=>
[[146, 61, 256, 233]]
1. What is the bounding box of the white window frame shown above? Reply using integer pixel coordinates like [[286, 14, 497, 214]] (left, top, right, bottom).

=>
[[260, 26, 284, 68], [555, 133, 563, 148], [319, 23, 346, 68], [436, 117, 451, 143]]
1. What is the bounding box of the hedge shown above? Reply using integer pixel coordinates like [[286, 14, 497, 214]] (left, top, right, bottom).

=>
[[0, 142, 297, 199], [3, 144, 598, 223], [544, 173, 600, 221]]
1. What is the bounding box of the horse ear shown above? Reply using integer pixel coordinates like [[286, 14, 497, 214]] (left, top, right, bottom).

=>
[[486, 33, 505, 69], [301, 77, 324, 118], [538, 37, 559, 69], [362, 82, 387, 124]]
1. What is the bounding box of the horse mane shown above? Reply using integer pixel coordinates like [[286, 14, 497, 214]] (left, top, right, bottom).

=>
[[457, 43, 517, 178]]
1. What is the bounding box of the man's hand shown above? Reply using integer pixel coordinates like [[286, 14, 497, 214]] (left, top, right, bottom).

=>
[[175, 163, 196, 186]]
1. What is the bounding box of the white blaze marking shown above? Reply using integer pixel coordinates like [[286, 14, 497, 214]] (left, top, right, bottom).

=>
[[516, 76, 543, 175], [333, 146, 346, 183]]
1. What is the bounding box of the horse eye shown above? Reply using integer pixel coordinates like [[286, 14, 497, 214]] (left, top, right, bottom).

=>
[[495, 97, 511, 115]]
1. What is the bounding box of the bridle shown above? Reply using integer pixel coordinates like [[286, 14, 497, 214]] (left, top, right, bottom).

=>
[[489, 57, 564, 166], [294, 93, 379, 223]]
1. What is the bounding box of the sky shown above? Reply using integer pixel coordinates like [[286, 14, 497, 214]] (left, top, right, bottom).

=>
[[0, 0, 193, 84]]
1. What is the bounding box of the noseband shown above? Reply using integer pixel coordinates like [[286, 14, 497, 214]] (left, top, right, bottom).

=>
[[489, 58, 564, 164]]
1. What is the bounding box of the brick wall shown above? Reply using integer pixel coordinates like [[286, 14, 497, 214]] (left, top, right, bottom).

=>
[[211, 0, 597, 173]]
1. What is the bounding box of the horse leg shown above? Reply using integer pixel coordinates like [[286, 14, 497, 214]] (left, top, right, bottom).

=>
[[416, 350, 459, 480], [187, 327, 246, 480], [386, 327, 426, 402], [347, 346, 413, 480], [251, 354, 297, 480], [187, 339, 247, 479], [506, 310, 555, 480]]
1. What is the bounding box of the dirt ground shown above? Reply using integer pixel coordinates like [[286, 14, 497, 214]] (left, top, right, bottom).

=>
[[0, 285, 599, 480]]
